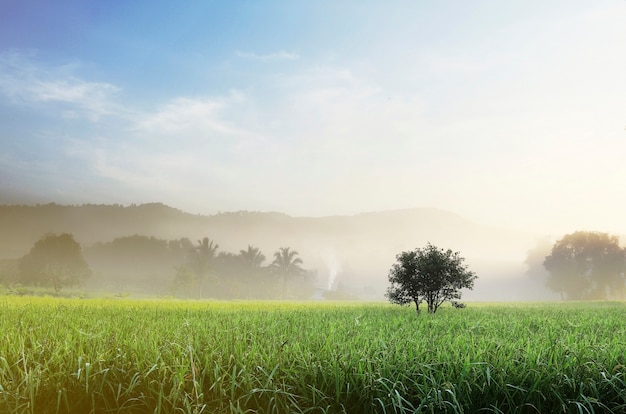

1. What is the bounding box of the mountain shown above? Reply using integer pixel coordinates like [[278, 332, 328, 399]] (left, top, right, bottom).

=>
[[0, 202, 546, 300]]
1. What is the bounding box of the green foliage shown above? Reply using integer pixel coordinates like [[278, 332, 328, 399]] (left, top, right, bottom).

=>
[[172, 237, 219, 298], [0, 299, 625, 413], [86, 235, 192, 293], [171, 265, 197, 298], [190, 237, 219, 286], [213, 247, 271, 299], [544, 231, 626, 300], [230, 245, 272, 299], [238, 245, 266, 268], [171, 242, 292, 299], [386, 243, 477, 313], [271, 247, 305, 299], [18, 233, 91, 292]]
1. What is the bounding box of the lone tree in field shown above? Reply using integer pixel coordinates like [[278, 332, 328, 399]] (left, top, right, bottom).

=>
[[544, 231, 625, 300], [19, 233, 91, 292], [386, 243, 477, 314]]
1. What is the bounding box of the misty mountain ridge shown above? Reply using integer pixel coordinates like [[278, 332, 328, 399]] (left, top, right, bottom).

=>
[[0, 202, 533, 254], [0, 202, 550, 300]]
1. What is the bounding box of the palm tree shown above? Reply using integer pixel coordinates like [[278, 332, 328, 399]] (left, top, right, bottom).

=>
[[239, 245, 266, 268], [238, 245, 267, 298], [190, 237, 219, 297], [271, 247, 304, 299]]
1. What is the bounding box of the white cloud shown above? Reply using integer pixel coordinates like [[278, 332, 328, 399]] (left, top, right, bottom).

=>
[[133, 96, 239, 136], [0, 51, 121, 120], [262, 65, 428, 166]]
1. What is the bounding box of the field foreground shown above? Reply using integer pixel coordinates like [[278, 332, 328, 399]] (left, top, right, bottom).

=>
[[0, 298, 625, 413]]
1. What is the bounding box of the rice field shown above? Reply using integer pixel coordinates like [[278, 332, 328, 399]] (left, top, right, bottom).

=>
[[0, 297, 624, 413]]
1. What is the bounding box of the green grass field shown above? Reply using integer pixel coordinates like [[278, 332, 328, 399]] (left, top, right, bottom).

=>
[[0, 297, 624, 413]]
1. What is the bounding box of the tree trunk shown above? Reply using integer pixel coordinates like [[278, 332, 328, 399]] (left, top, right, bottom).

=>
[[414, 300, 420, 314], [427, 292, 435, 313]]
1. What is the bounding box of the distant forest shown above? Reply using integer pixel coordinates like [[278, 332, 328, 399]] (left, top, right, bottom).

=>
[[0, 203, 364, 298], [1, 232, 322, 299], [3, 202, 616, 301]]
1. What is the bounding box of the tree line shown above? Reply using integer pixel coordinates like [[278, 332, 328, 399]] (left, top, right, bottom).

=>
[[171, 238, 315, 299], [3, 229, 625, 303], [1, 233, 315, 299], [525, 231, 626, 300]]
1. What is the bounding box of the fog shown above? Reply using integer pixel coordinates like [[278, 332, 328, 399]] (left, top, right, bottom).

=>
[[1, 2, 625, 244], [0, 203, 577, 301]]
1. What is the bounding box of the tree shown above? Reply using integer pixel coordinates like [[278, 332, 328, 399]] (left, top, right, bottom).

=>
[[239, 245, 266, 268], [171, 264, 196, 298], [85, 235, 191, 293], [188, 237, 220, 297], [19, 233, 91, 292], [386, 243, 477, 314], [271, 247, 304, 299], [237, 245, 269, 298], [524, 237, 553, 282], [543, 231, 625, 300]]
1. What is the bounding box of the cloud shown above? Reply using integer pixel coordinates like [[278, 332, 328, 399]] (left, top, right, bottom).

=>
[[0, 52, 434, 211], [55, 66, 404, 213], [0, 51, 121, 120], [264, 65, 427, 162], [57, 88, 267, 208], [133, 96, 240, 137], [2, 9, 623, 234], [235, 50, 300, 61]]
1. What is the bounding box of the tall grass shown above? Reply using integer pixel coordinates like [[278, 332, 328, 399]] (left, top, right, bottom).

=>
[[0, 298, 624, 413]]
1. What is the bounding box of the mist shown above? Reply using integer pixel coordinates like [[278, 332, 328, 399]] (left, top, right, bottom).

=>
[[0, 202, 578, 301]]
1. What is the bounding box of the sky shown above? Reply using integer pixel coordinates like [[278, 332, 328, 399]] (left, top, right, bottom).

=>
[[0, 0, 625, 236]]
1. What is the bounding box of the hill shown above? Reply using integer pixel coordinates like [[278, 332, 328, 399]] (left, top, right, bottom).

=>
[[0, 202, 546, 299]]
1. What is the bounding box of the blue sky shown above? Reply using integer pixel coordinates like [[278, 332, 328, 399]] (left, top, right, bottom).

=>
[[0, 0, 625, 234]]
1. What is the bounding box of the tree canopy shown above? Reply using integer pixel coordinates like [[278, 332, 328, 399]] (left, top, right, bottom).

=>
[[170, 241, 312, 299], [173, 237, 219, 297], [271, 247, 304, 299], [19, 233, 91, 292], [543, 231, 625, 300], [386, 243, 477, 314]]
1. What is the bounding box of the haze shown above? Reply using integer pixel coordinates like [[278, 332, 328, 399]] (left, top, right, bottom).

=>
[[0, 204, 553, 301], [1, 1, 625, 236]]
